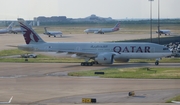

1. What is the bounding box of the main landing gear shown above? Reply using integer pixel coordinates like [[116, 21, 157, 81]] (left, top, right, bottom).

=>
[[81, 62, 93, 66], [155, 58, 160, 65], [80, 61, 99, 66]]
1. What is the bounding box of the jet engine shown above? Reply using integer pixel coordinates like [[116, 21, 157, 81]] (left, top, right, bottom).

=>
[[114, 58, 129, 63], [94, 31, 104, 34], [95, 53, 114, 64], [94, 31, 99, 34]]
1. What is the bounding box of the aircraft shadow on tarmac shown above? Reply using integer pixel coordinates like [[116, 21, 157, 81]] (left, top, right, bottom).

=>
[[133, 96, 146, 98], [62, 63, 151, 69]]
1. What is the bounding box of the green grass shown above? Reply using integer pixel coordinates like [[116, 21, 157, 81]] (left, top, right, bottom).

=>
[[68, 67, 180, 79], [166, 95, 180, 103], [0, 49, 84, 63], [0, 58, 83, 63], [0, 49, 28, 56], [130, 58, 180, 63]]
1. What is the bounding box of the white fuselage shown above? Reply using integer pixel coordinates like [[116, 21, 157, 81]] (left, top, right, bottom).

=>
[[10, 28, 22, 34], [44, 31, 62, 35], [18, 42, 171, 59], [0, 29, 9, 34]]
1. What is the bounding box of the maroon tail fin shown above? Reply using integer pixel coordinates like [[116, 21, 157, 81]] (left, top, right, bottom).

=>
[[18, 18, 45, 44]]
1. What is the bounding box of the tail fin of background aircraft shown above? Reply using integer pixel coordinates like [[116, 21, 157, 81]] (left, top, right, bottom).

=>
[[44, 27, 48, 33], [7, 22, 14, 31], [112, 21, 120, 31], [29, 22, 33, 27], [17, 18, 45, 44], [8, 96, 13, 103]]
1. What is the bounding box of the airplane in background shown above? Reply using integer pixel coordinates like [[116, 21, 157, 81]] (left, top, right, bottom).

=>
[[17, 18, 171, 66], [0, 96, 13, 104], [10, 22, 32, 34], [43, 27, 62, 37], [84, 21, 120, 34], [0, 22, 14, 34], [156, 30, 171, 36]]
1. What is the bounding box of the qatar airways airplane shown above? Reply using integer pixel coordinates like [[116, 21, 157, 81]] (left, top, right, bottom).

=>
[[17, 18, 171, 66], [84, 21, 120, 34]]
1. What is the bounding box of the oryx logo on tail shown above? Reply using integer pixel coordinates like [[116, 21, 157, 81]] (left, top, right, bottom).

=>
[[19, 22, 39, 44]]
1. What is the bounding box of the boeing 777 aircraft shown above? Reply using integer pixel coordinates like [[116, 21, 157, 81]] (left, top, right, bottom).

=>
[[0, 22, 14, 34], [84, 21, 120, 34], [17, 18, 171, 66], [43, 27, 63, 37]]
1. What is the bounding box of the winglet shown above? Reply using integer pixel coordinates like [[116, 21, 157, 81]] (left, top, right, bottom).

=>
[[0, 96, 13, 104], [8, 96, 13, 103], [7, 22, 14, 31]]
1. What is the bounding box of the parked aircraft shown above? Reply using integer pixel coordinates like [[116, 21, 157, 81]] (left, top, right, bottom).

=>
[[156, 30, 171, 35], [84, 21, 120, 34], [0, 96, 13, 104], [0, 22, 14, 34], [10, 22, 32, 34], [17, 18, 171, 66], [43, 27, 62, 37]]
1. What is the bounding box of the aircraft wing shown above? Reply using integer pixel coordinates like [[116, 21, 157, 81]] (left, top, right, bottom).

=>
[[57, 50, 98, 58], [0, 96, 13, 104], [57, 50, 119, 58], [171, 101, 180, 104]]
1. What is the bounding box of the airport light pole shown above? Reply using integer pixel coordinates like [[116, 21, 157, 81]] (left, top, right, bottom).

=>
[[149, 0, 154, 43], [157, 0, 160, 44]]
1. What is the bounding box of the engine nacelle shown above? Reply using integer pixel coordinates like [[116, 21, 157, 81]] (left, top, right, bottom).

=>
[[94, 31, 104, 34], [94, 31, 99, 34], [95, 53, 114, 64], [114, 58, 129, 63]]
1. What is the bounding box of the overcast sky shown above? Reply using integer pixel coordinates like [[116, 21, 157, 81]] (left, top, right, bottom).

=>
[[0, 0, 179, 20]]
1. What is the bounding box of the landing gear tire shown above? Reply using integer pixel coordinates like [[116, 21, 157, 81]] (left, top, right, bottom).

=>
[[81, 63, 84, 66], [155, 61, 159, 65], [81, 62, 93, 66], [91, 61, 99, 65]]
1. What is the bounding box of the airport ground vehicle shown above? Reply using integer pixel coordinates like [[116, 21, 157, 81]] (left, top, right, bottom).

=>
[[21, 54, 37, 58]]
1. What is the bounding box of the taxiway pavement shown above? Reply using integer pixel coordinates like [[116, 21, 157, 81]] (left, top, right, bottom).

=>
[[0, 63, 179, 105]]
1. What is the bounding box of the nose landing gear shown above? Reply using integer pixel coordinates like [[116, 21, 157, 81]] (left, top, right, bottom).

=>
[[155, 61, 159, 65]]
